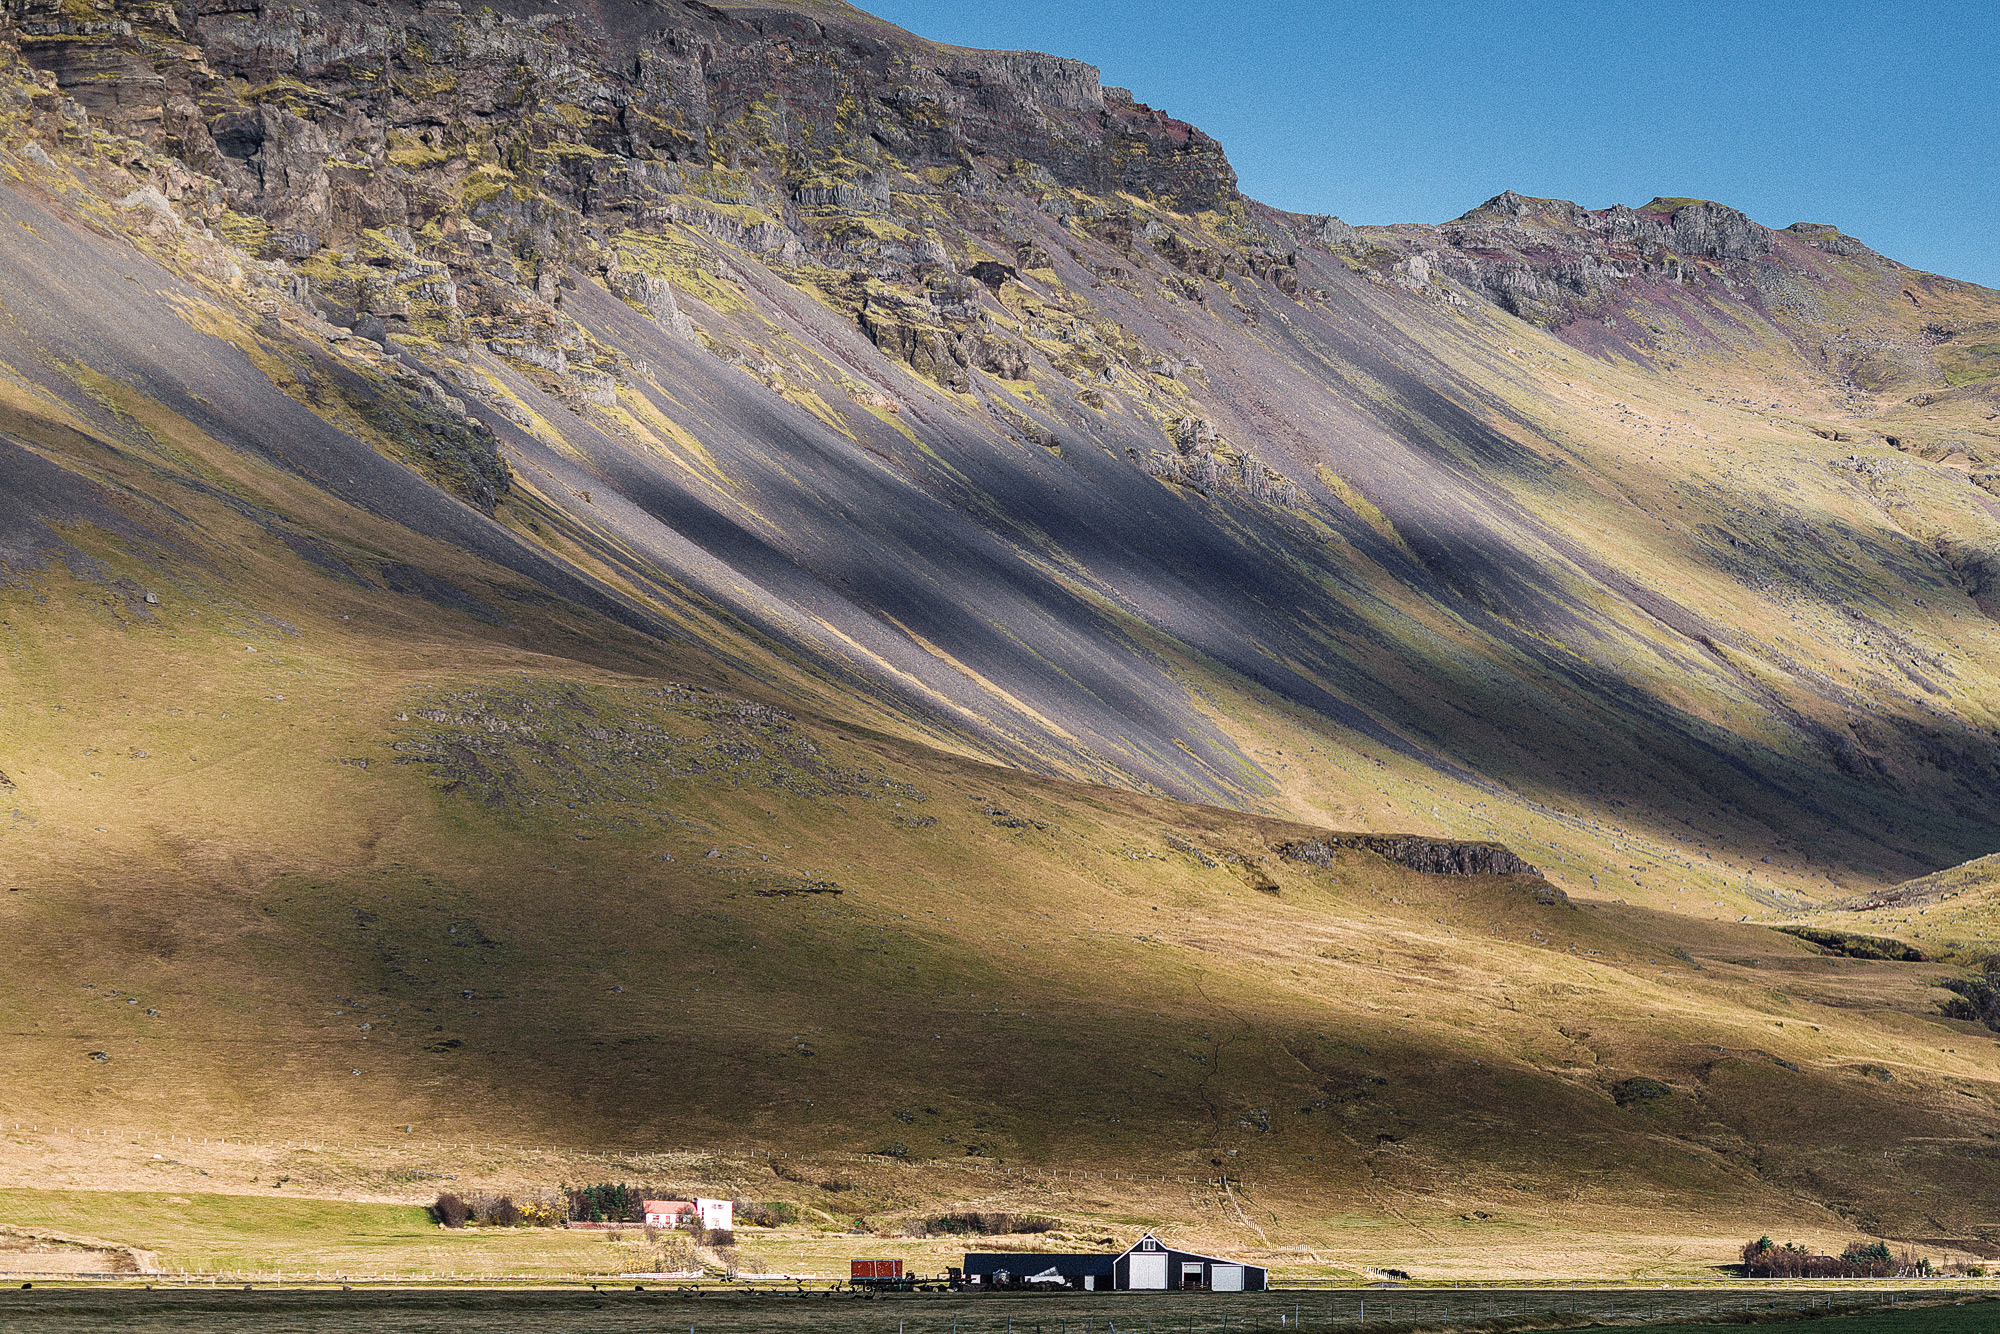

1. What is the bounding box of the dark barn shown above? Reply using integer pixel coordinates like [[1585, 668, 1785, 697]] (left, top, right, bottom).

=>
[[962, 1251, 1115, 1290], [964, 1235, 1267, 1292]]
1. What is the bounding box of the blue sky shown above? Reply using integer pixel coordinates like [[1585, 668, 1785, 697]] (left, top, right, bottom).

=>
[[864, 0, 2000, 288]]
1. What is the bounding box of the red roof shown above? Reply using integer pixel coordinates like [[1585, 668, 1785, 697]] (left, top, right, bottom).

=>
[[643, 1200, 694, 1215]]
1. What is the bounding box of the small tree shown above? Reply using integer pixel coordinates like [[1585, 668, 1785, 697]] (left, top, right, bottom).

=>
[[1840, 1240, 1894, 1277], [567, 1182, 646, 1224], [433, 1192, 469, 1228], [518, 1192, 564, 1227], [1741, 1237, 1814, 1277], [489, 1196, 522, 1227]]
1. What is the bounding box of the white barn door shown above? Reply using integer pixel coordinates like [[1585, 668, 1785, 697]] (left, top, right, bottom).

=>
[[1210, 1264, 1245, 1292], [1128, 1252, 1168, 1289]]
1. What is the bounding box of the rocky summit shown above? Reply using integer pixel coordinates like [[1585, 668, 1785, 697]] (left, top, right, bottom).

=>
[[4, 0, 2000, 1276]]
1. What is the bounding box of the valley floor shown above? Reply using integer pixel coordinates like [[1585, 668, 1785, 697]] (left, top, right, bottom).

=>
[[0, 1137, 1993, 1287]]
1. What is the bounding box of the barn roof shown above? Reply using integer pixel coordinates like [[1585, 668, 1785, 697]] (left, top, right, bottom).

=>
[[1117, 1232, 1267, 1273]]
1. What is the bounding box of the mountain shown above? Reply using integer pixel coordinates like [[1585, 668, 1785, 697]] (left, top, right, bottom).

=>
[[3, 0, 2000, 1273]]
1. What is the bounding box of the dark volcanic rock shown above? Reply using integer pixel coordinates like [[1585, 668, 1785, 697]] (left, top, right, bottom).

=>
[[6, 0, 1237, 262], [1276, 835, 1540, 878], [1326, 190, 1838, 332]]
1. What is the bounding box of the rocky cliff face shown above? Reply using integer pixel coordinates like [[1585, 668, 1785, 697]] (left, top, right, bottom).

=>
[[2, 0, 1248, 433], [1311, 187, 1997, 405], [7, 0, 1978, 420], [1425, 191, 1780, 327], [5, 0, 1235, 251], [1325, 188, 1867, 333]]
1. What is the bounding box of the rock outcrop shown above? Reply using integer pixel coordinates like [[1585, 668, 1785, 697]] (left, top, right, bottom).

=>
[[0, 0, 1247, 411], [1300, 188, 1885, 336], [1276, 835, 1542, 879], [4, 0, 1236, 260]]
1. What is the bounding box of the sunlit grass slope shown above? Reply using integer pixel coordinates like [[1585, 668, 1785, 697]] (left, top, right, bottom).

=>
[[5, 506, 2000, 1269]]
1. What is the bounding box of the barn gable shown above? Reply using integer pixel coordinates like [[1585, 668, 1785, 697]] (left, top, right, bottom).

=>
[[1112, 1232, 1268, 1291]]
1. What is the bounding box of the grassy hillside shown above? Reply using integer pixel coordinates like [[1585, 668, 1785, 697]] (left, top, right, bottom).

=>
[[6, 545, 2000, 1271]]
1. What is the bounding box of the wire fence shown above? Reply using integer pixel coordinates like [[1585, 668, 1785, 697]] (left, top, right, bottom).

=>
[[0, 1284, 1980, 1334], [9, 1281, 1969, 1309]]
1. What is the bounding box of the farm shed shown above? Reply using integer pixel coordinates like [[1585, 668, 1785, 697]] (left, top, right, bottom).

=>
[[963, 1235, 1266, 1291], [962, 1251, 1115, 1290], [1113, 1234, 1268, 1291]]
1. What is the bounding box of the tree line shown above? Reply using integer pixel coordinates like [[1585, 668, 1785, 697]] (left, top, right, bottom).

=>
[[1741, 1237, 1956, 1278], [429, 1182, 748, 1240]]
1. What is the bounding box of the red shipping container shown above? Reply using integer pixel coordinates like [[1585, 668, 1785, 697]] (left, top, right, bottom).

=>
[[852, 1260, 904, 1279]]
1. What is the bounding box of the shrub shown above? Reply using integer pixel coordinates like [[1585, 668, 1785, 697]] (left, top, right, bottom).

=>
[[517, 1193, 565, 1227], [461, 1194, 526, 1227], [433, 1192, 469, 1228], [913, 1211, 1057, 1236], [742, 1201, 800, 1227], [1612, 1076, 1672, 1108], [1776, 926, 1927, 962]]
